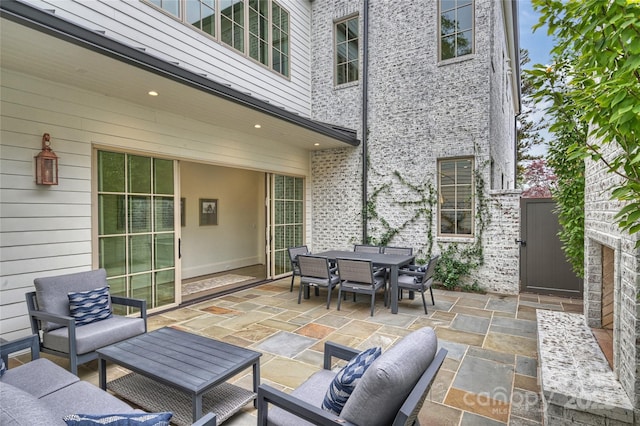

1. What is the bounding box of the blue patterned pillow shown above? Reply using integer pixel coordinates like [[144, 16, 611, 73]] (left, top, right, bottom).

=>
[[63, 412, 172, 426], [0, 358, 6, 376], [68, 286, 113, 326], [321, 347, 382, 415]]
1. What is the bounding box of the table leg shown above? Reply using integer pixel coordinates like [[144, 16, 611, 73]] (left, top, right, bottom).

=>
[[98, 358, 107, 390], [193, 393, 203, 422], [390, 265, 399, 314], [253, 360, 260, 408]]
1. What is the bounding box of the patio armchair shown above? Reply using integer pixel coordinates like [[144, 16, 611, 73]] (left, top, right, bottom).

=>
[[25, 268, 147, 375], [257, 327, 447, 426], [297, 255, 340, 309], [396, 255, 440, 314], [336, 258, 387, 316], [288, 245, 310, 292]]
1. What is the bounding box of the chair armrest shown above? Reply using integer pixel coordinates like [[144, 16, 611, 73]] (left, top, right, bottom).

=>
[[323, 341, 360, 369], [191, 412, 216, 426], [257, 384, 357, 426], [29, 309, 75, 328], [111, 296, 147, 322], [0, 335, 40, 364]]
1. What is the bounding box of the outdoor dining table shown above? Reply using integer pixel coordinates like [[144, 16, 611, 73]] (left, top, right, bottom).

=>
[[313, 250, 415, 314]]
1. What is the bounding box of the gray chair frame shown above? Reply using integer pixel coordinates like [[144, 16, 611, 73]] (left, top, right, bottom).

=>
[[257, 340, 448, 426], [397, 255, 440, 314], [288, 245, 309, 292], [297, 255, 340, 309], [336, 258, 387, 316], [382, 246, 414, 256], [25, 274, 147, 375], [353, 244, 381, 253]]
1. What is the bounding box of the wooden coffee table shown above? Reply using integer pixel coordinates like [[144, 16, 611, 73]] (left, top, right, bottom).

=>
[[97, 327, 261, 424]]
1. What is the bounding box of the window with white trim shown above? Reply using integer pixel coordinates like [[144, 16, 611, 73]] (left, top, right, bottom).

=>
[[439, 0, 474, 60], [438, 158, 474, 235], [146, 0, 289, 77], [335, 16, 359, 85]]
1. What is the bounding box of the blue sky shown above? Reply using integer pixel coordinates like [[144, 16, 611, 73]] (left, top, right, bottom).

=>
[[518, 0, 554, 69]]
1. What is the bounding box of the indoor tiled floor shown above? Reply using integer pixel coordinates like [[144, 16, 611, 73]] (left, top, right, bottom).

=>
[[12, 278, 585, 425]]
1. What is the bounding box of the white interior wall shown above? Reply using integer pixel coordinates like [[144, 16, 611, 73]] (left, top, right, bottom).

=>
[[180, 162, 265, 279]]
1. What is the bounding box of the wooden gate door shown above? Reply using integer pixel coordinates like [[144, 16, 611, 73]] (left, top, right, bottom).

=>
[[519, 198, 583, 296]]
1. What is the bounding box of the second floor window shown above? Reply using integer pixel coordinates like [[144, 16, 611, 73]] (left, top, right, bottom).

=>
[[439, 158, 474, 236], [440, 0, 474, 60], [147, 0, 289, 77], [335, 16, 359, 85]]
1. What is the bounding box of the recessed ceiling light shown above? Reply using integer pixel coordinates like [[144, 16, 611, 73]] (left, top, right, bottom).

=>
[[148, 91, 158, 96], [254, 124, 261, 129], [314, 143, 320, 146]]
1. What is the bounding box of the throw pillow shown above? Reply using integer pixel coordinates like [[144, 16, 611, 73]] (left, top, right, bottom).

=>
[[63, 412, 172, 426], [0, 358, 6, 376], [321, 346, 382, 415], [68, 286, 113, 326]]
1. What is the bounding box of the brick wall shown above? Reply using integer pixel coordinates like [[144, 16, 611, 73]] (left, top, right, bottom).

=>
[[309, 0, 519, 294]]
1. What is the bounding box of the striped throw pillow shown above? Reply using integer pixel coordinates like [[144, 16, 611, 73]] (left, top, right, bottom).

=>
[[68, 286, 112, 326], [321, 346, 382, 415]]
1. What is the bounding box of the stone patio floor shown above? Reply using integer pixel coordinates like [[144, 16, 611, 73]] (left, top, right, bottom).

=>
[[12, 277, 585, 425]]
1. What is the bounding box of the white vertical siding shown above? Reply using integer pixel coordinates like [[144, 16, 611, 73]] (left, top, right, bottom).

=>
[[16, 0, 313, 117], [0, 69, 311, 339]]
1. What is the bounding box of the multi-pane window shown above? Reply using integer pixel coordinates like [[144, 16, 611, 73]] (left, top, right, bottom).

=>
[[146, 0, 289, 77], [335, 16, 359, 85], [440, 0, 474, 60], [271, 2, 290, 77], [438, 158, 474, 235]]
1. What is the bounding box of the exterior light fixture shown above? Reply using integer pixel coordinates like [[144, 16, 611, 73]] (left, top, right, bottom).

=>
[[35, 133, 58, 185]]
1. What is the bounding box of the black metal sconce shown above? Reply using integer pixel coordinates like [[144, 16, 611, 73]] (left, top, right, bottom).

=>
[[35, 133, 58, 185]]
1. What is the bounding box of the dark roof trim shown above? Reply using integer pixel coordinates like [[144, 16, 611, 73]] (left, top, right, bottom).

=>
[[0, 0, 360, 147]]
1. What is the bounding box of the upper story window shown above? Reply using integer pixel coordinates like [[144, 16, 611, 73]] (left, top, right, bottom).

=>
[[439, 0, 474, 61], [147, 0, 289, 78], [438, 158, 474, 236], [335, 16, 359, 85]]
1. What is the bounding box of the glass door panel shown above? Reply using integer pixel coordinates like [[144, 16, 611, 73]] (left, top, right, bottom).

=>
[[269, 174, 304, 277], [97, 150, 177, 311]]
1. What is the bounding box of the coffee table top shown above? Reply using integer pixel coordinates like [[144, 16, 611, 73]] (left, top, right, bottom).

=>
[[97, 327, 261, 394]]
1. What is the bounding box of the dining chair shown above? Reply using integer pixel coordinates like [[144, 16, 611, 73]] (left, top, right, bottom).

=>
[[336, 258, 387, 316], [288, 245, 309, 292], [382, 246, 413, 256], [396, 255, 440, 314], [297, 255, 340, 309], [353, 244, 382, 253]]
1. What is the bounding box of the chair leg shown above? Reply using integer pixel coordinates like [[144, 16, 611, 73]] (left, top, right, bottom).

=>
[[337, 288, 343, 311], [297, 283, 304, 304], [326, 286, 332, 309], [370, 294, 375, 316], [430, 287, 435, 305], [290, 274, 295, 292], [420, 290, 428, 315]]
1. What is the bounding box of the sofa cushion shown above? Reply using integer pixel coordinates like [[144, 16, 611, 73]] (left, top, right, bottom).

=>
[[42, 381, 139, 420], [63, 412, 172, 426], [340, 327, 438, 426], [68, 286, 113, 326], [35, 269, 110, 331], [0, 381, 66, 426], [267, 369, 338, 426], [0, 358, 79, 399], [321, 346, 381, 415], [43, 316, 146, 355]]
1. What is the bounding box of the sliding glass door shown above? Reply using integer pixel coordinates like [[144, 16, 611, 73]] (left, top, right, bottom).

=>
[[268, 174, 304, 278], [96, 150, 179, 311]]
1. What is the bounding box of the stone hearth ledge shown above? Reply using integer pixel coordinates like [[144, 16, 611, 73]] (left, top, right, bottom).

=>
[[536, 310, 634, 425]]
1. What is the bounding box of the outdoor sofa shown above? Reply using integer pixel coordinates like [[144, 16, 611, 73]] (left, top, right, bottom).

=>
[[0, 335, 216, 426]]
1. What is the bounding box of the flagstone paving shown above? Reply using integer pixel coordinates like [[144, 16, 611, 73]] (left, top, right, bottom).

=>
[[14, 277, 584, 425]]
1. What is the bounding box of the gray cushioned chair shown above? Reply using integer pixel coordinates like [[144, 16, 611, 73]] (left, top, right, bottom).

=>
[[25, 268, 147, 375], [257, 327, 447, 426]]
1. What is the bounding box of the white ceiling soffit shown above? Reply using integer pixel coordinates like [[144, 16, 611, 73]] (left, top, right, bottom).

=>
[[0, 1, 359, 151]]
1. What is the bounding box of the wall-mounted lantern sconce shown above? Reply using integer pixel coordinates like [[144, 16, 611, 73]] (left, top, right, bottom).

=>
[[35, 133, 58, 185]]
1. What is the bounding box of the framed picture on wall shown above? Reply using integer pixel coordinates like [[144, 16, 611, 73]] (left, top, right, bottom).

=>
[[180, 198, 186, 227], [199, 198, 218, 226]]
